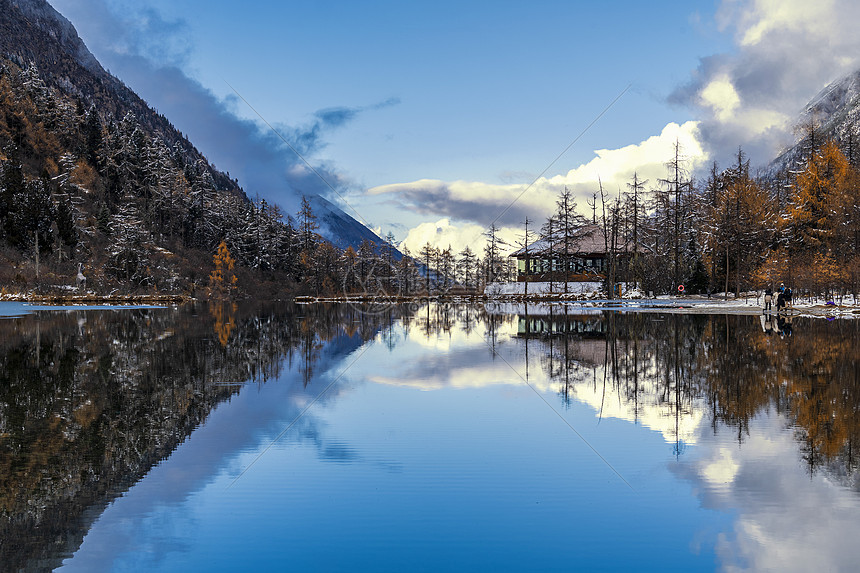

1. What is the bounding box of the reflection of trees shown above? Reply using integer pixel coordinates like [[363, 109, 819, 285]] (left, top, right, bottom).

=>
[[3, 303, 854, 570], [698, 316, 860, 473], [406, 305, 859, 476], [0, 302, 409, 572], [777, 320, 860, 473], [210, 301, 237, 346], [519, 310, 860, 475], [411, 303, 514, 349]]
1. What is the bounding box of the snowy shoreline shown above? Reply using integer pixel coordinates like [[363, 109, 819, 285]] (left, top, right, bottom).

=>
[[479, 281, 859, 317], [0, 293, 189, 305]]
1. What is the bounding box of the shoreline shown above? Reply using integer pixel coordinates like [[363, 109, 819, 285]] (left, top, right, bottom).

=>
[[0, 293, 190, 305], [1, 292, 856, 318], [294, 292, 860, 318]]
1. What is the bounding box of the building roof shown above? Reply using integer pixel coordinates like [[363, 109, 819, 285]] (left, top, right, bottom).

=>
[[509, 223, 632, 257]]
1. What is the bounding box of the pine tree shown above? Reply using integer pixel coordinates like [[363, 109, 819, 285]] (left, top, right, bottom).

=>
[[298, 195, 319, 256], [438, 245, 455, 291], [625, 172, 648, 288], [657, 139, 692, 291], [419, 242, 436, 294], [457, 246, 477, 289], [482, 223, 509, 285], [553, 186, 585, 293]]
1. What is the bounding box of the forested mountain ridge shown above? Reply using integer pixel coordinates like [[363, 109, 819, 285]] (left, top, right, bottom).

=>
[[0, 0, 318, 296], [0, 0, 238, 193], [0, 0, 406, 298]]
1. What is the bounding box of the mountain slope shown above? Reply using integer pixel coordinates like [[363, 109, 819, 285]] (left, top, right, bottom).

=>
[[310, 194, 399, 257], [2, 0, 102, 74], [767, 68, 860, 176], [0, 0, 401, 294], [0, 0, 394, 254], [0, 0, 241, 193]]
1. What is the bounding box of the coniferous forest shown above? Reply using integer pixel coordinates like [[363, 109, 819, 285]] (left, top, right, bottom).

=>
[[1, 52, 858, 300], [563, 135, 860, 301]]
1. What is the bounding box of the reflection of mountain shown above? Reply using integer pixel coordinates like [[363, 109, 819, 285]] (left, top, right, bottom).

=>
[[2, 302, 857, 570], [0, 302, 397, 572]]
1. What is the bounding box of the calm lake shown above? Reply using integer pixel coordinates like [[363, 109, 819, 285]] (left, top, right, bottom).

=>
[[1, 301, 858, 572]]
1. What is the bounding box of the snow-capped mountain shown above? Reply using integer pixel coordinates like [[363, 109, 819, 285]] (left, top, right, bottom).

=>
[[767, 68, 860, 176], [309, 194, 398, 256]]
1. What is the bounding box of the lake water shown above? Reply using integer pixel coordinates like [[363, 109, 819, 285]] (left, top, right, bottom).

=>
[[1, 301, 858, 572]]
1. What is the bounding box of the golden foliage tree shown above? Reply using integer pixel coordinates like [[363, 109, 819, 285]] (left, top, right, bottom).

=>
[[785, 140, 850, 253], [781, 141, 860, 297], [209, 240, 237, 298]]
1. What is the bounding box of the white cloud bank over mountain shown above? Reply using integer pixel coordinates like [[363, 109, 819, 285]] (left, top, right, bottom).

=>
[[383, 121, 704, 255], [385, 0, 860, 254], [673, 0, 860, 167]]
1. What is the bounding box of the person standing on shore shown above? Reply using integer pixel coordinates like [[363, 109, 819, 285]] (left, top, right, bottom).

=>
[[764, 287, 773, 311]]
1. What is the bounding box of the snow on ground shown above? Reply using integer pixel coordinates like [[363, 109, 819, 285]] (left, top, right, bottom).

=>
[[484, 281, 603, 296], [482, 284, 860, 318]]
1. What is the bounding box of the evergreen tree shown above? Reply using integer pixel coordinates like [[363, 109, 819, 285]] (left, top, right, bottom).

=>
[[457, 246, 477, 289]]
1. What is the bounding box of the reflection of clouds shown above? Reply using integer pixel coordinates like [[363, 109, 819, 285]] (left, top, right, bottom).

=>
[[405, 316, 518, 352], [675, 413, 860, 572], [368, 337, 706, 452], [406, 328, 482, 351], [364, 324, 562, 392], [377, 312, 860, 572], [369, 318, 708, 452], [571, 382, 707, 446], [701, 447, 740, 489], [367, 349, 555, 392]]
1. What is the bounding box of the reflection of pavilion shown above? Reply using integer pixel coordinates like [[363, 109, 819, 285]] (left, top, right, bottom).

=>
[[516, 312, 609, 367], [516, 311, 704, 449], [516, 312, 607, 338]]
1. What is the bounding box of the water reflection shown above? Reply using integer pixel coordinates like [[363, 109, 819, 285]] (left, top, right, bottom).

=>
[[508, 306, 860, 473], [0, 302, 856, 571], [0, 302, 406, 572]]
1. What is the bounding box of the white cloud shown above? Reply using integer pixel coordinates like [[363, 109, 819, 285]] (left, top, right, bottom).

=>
[[398, 218, 483, 255], [720, 0, 837, 46], [677, 0, 860, 166], [550, 121, 706, 199], [385, 121, 705, 252], [700, 75, 741, 122]]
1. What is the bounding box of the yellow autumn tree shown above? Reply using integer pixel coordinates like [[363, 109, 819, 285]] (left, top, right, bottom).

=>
[[785, 140, 851, 254], [810, 251, 847, 300], [783, 140, 859, 296], [751, 248, 789, 289], [209, 240, 237, 298]]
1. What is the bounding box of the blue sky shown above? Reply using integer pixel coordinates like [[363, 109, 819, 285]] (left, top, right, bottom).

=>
[[50, 0, 860, 253]]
